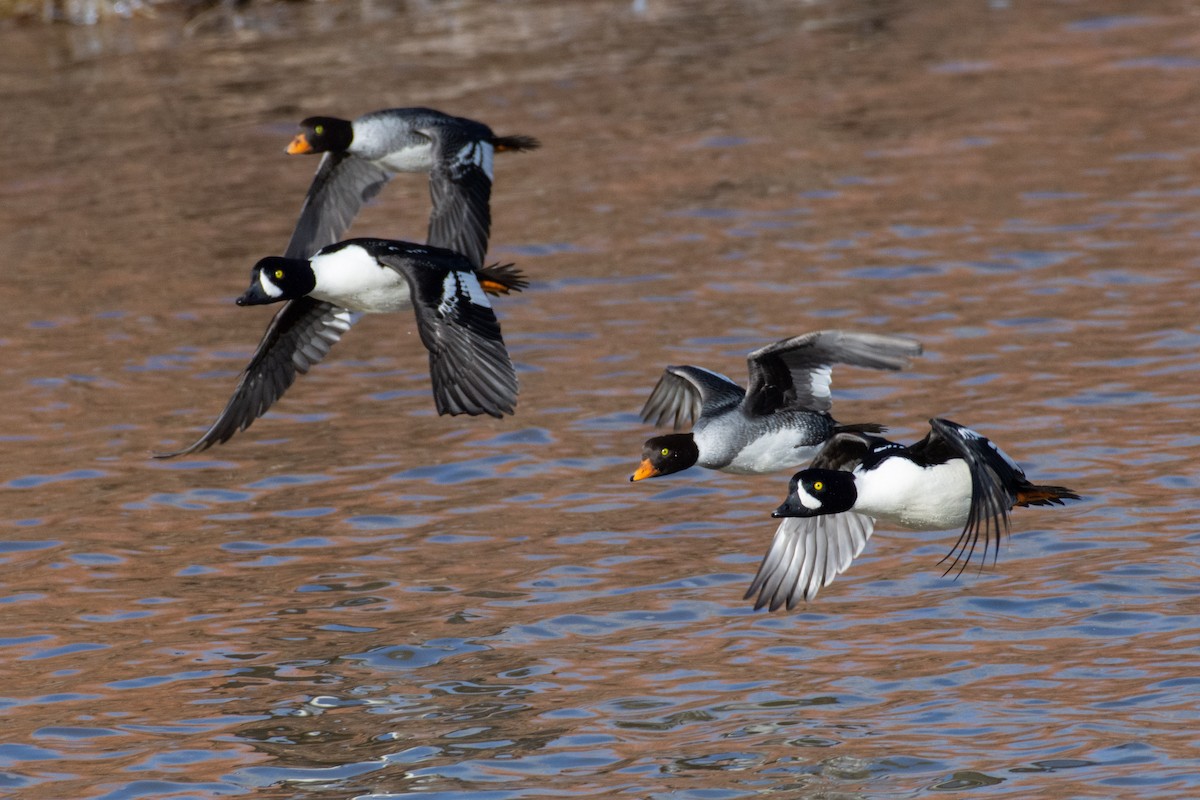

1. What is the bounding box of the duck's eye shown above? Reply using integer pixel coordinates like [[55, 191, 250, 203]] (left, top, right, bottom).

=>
[[660, 447, 670, 457], [314, 124, 324, 136], [813, 481, 824, 491], [274, 269, 284, 279]]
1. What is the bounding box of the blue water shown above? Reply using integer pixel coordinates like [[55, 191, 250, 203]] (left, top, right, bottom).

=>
[[2, 0, 1200, 798]]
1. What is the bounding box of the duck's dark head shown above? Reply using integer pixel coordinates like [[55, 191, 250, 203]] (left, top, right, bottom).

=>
[[630, 433, 699, 481], [286, 116, 353, 155], [237, 256, 316, 306], [773, 469, 857, 518]]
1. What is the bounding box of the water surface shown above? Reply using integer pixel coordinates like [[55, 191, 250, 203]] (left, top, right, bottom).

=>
[[2, 0, 1199, 797]]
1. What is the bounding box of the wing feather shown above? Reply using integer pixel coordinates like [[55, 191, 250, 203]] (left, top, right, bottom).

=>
[[285, 153, 392, 260], [745, 512, 878, 610], [382, 254, 518, 417], [639, 366, 744, 429], [744, 330, 922, 416], [155, 299, 355, 457]]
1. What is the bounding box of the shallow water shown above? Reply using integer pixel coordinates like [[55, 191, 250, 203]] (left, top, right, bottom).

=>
[[3, 0, 1200, 797]]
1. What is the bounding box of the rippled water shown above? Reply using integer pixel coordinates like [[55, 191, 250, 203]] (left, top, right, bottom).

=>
[[3, 0, 1200, 797]]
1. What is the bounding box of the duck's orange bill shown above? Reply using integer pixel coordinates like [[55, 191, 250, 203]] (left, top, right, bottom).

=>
[[630, 460, 659, 482], [286, 134, 312, 155], [479, 279, 509, 295]]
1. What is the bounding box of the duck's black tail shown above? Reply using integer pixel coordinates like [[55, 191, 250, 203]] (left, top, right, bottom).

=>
[[1016, 484, 1081, 508], [834, 421, 888, 436], [476, 262, 529, 295], [493, 134, 540, 152]]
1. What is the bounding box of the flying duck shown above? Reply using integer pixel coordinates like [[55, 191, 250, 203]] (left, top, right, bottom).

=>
[[155, 239, 518, 457], [629, 331, 923, 481], [746, 417, 1081, 610]]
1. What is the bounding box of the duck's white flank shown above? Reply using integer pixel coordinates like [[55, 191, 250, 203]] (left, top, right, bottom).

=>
[[708, 427, 823, 474], [376, 141, 436, 173], [853, 458, 973, 531], [310, 246, 411, 313]]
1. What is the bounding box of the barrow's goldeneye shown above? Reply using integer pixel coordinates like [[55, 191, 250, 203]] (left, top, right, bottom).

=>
[[747, 417, 1081, 610], [156, 239, 518, 457]]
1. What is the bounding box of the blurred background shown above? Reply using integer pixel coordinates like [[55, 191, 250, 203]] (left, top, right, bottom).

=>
[[2, 1, 1199, 798]]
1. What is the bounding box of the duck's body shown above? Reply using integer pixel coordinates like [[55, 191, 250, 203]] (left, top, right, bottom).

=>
[[690, 407, 836, 474], [285, 107, 540, 269], [630, 331, 922, 481], [156, 239, 518, 457], [746, 418, 1081, 610]]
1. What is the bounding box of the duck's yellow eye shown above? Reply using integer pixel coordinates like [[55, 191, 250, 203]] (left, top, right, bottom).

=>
[[314, 124, 324, 136], [660, 448, 670, 457], [813, 481, 824, 491], [274, 269, 284, 279]]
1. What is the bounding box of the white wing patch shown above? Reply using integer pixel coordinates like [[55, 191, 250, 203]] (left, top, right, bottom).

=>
[[438, 273, 462, 317], [455, 141, 495, 182], [437, 272, 493, 318], [809, 365, 833, 400]]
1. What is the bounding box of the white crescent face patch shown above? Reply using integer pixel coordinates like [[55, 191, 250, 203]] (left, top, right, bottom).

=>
[[796, 484, 824, 510], [259, 269, 284, 298]]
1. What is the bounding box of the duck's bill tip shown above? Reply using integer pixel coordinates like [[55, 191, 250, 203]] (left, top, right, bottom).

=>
[[286, 134, 312, 155], [629, 460, 658, 482]]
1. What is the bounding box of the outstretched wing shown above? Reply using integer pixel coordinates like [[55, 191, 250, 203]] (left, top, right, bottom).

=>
[[743, 429, 880, 609], [639, 366, 745, 430], [744, 330, 923, 416], [426, 128, 495, 270], [286, 152, 392, 259], [744, 512, 877, 610], [921, 417, 1020, 576], [382, 254, 518, 417], [155, 298, 355, 458]]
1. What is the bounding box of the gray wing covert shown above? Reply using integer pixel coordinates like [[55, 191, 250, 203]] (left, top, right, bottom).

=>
[[744, 512, 878, 610], [426, 128, 493, 269], [286, 152, 392, 259], [639, 366, 745, 430], [744, 330, 922, 416]]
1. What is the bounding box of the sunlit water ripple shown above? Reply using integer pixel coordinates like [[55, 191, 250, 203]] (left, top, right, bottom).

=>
[[3, 0, 1200, 798]]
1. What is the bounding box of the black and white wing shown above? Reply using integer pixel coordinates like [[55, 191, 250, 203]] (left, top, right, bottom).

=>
[[425, 127, 496, 270], [639, 366, 746, 430], [743, 430, 879, 609], [743, 330, 923, 416], [155, 298, 355, 458], [744, 512, 878, 610], [286, 152, 392, 260], [920, 418, 1021, 576], [383, 253, 518, 417]]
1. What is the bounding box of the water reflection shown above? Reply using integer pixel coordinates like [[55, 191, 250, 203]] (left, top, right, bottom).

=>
[[3, 0, 1200, 797]]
